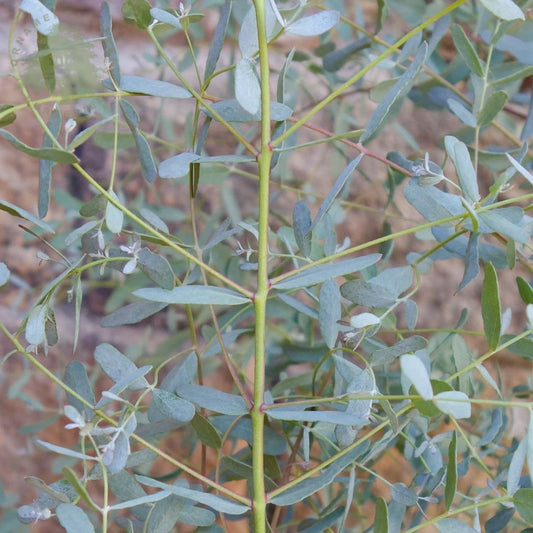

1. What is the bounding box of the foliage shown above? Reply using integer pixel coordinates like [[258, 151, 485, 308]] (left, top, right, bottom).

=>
[[0, 0, 532, 531]]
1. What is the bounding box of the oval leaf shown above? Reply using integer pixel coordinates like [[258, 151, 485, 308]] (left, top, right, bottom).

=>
[[433, 391, 471, 419], [287, 10, 340, 36], [478, 0, 524, 20], [56, 504, 95, 533], [134, 285, 250, 306], [400, 354, 433, 400]]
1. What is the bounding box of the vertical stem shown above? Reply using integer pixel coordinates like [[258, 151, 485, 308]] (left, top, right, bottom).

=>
[[252, 0, 272, 531]]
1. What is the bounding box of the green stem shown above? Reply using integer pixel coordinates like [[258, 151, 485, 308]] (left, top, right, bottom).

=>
[[251, 0, 273, 530]]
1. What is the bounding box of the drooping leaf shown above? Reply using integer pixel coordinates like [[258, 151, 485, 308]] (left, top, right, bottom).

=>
[[405, 299, 418, 330], [20, 0, 59, 35], [404, 179, 464, 222], [64, 361, 95, 420], [177, 384, 248, 415], [238, 3, 278, 57], [360, 42, 428, 143], [109, 490, 172, 511], [273, 254, 381, 290], [478, 0, 525, 21], [458, 232, 480, 292], [105, 191, 123, 234], [56, 504, 95, 533], [94, 343, 149, 390], [482, 262, 501, 351], [286, 10, 340, 36], [205, 0, 231, 80], [341, 280, 397, 307], [445, 432, 457, 510], [312, 154, 363, 230], [119, 99, 157, 183], [451, 24, 484, 77], [134, 285, 251, 306], [319, 280, 341, 350], [293, 200, 312, 257], [235, 57, 260, 115], [100, 2, 121, 84], [507, 436, 527, 496], [0, 129, 77, 164], [323, 37, 371, 72], [25, 304, 47, 346], [120, 75, 191, 99], [400, 354, 433, 400], [445, 136, 480, 204], [136, 476, 250, 515]]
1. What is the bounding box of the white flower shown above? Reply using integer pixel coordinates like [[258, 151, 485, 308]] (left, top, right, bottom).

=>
[[120, 239, 141, 274]]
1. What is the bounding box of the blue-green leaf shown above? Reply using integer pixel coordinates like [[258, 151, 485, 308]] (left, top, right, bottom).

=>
[[286, 11, 339, 36], [159, 152, 200, 179], [120, 75, 191, 99], [20, 0, 59, 35], [319, 280, 341, 350], [134, 286, 251, 306], [451, 24, 484, 77], [445, 136, 480, 204], [400, 354, 432, 400], [372, 336, 427, 366], [205, 0, 231, 80], [0, 129, 77, 164], [507, 436, 527, 496], [269, 445, 365, 505], [391, 483, 417, 506], [94, 343, 148, 390], [436, 518, 478, 532], [136, 476, 250, 515], [0, 262, 10, 286], [0, 200, 54, 233], [105, 191, 123, 234], [64, 362, 95, 420], [205, 99, 292, 122], [137, 248, 174, 290], [477, 91, 508, 126], [151, 389, 195, 422], [100, 2, 121, 84], [267, 407, 367, 426], [478, 0, 524, 21], [273, 254, 381, 290], [150, 8, 181, 30], [360, 43, 428, 143], [177, 384, 248, 415], [56, 504, 95, 533], [101, 301, 167, 327], [36, 440, 96, 461], [482, 262, 501, 351], [39, 106, 61, 217], [293, 200, 312, 257], [433, 391, 471, 419], [458, 232, 480, 292], [311, 154, 363, 230], [25, 304, 47, 346], [235, 57, 260, 115]]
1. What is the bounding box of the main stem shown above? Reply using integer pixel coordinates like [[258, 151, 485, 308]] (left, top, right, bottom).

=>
[[252, 1, 272, 531]]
